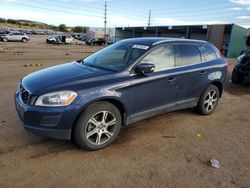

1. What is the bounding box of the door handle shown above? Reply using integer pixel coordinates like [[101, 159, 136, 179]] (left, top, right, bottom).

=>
[[200, 70, 207, 74], [168, 77, 176, 82]]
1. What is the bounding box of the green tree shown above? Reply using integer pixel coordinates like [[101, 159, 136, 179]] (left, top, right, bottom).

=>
[[7, 19, 17, 24], [0, 18, 6, 23], [50, 25, 59, 31], [58, 24, 67, 32], [73, 26, 86, 33], [23, 23, 30, 26]]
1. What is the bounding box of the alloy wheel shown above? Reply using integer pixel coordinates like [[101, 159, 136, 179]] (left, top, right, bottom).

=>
[[203, 89, 218, 113], [85, 111, 117, 145]]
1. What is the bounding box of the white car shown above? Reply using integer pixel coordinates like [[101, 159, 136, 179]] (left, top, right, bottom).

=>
[[1, 32, 29, 43], [46, 35, 73, 44]]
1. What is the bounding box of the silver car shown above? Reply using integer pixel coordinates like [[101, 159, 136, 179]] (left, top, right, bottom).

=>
[[1, 32, 30, 43]]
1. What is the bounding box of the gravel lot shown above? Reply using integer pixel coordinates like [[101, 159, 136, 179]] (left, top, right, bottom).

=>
[[0, 36, 249, 188]]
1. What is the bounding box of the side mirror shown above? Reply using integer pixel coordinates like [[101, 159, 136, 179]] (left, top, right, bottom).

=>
[[135, 63, 155, 74]]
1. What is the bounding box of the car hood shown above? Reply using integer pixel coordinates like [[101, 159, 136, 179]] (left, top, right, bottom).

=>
[[21, 62, 114, 94]]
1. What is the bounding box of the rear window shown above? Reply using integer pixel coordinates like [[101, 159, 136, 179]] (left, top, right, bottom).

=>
[[175, 45, 201, 67], [199, 44, 217, 61]]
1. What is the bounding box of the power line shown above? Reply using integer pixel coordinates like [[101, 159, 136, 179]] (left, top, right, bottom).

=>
[[9, 1, 103, 18], [6, 0, 245, 20], [26, 0, 104, 11], [110, 1, 229, 12], [1, 0, 248, 27]]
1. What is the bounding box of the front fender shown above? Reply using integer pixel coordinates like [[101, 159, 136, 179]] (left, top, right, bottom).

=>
[[73, 89, 128, 122]]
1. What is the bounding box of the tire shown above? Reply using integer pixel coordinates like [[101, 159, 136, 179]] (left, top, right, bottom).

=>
[[74, 101, 122, 150], [22, 38, 27, 43], [232, 68, 244, 84], [2, 37, 8, 42], [196, 85, 220, 115]]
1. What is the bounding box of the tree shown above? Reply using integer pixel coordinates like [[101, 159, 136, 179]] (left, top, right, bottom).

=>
[[50, 25, 59, 31], [73, 26, 86, 33], [0, 18, 6, 23], [58, 24, 67, 32], [7, 19, 17, 24]]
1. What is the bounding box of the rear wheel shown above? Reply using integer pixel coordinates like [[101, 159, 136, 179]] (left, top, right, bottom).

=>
[[22, 38, 27, 43], [196, 85, 219, 115], [74, 101, 122, 150], [2, 37, 8, 42], [232, 67, 244, 84]]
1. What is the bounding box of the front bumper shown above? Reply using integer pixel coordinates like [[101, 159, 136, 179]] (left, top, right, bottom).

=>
[[15, 91, 80, 140], [20, 123, 71, 140]]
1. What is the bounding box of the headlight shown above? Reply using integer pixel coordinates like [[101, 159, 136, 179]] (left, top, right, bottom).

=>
[[35, 91, 77, 107]]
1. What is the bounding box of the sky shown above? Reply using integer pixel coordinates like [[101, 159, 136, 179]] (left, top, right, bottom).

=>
[[0, 0, 250, 28]]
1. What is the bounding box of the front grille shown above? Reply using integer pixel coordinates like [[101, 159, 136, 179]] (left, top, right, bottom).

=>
[[19, 84, 30, 104]]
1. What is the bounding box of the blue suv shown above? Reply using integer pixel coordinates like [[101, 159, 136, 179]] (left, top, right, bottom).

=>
[[15, 38, 227, 150]]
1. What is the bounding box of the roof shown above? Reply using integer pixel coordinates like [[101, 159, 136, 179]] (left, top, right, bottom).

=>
[[118, 37, 207, 46]]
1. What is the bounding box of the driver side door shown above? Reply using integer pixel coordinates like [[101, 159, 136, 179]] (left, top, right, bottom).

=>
[[128, 44, 177, 122], [8, 33, 16, 41]]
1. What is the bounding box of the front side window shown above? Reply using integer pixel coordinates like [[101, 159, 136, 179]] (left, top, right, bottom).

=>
[[140, 44, 175, 72], [175, 45, 201, 67]]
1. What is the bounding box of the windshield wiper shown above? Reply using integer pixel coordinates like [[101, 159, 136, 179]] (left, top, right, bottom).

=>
[[85, 63, 117, 72], [76, 59, 84, 63], [78, 59, 117, 72]]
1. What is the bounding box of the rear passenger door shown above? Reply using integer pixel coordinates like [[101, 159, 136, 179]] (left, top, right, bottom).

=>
[[174, 44, 208, 107]]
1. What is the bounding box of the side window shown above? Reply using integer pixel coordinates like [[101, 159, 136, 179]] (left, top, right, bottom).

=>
[[140, 44, 175, 72], [199, 44, 217, 61], [175, 45, 201, 67]]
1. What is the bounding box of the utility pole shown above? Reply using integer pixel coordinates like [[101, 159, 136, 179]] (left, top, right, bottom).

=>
[[104, 0, 107, 42], [148, 9, 151, 27]]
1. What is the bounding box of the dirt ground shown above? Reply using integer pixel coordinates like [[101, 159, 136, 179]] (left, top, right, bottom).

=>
[[0, 35, 249, 188]]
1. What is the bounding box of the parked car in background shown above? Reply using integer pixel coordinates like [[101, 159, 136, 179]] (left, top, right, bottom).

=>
[[86, 38, 105, 46], [107, 39, 114, 45], [72, 33, 86, 41], [232, 50, 250, 83], [78, 35, 86, 41], [46, 35, 73, 44], [0, 29, 10, 36], [15, 38, 227, 150], [1, 32, 29, 43]]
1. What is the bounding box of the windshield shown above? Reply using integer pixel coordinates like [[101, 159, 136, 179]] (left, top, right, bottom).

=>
[[83, 42, 149, 71]]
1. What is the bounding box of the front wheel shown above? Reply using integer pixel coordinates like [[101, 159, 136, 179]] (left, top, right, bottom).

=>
[[196, 85, 220, 115], [74, 101, 122, 150], [2, 37, 8, 42]]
